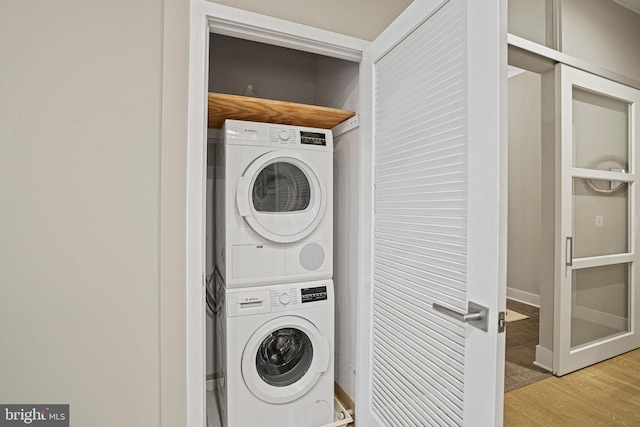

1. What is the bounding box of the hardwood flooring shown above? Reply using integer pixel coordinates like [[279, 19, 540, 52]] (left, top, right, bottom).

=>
[[505, 300, 552, 392], [504, 347, 640, 426]]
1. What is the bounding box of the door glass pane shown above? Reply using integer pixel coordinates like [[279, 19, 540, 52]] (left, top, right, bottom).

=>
[[571, 264, 629, 349], [253, 162, 311, 212], [255, 328, 313, 386], [572, 178, 628, 258], [573, 87, 629, 169]]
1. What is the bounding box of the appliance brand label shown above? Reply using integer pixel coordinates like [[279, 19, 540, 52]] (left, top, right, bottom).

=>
[[0, 405, 69, 426]]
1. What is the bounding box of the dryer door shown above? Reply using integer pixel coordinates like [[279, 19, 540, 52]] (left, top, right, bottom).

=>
[[241, 315, 330, 404], [236, 151, 326, 243]]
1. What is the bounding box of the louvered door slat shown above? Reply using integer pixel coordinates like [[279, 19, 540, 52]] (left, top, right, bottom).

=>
[[373, 263, 465, 300], [374, 283, 465, 344], [376, 153, 467, 179]]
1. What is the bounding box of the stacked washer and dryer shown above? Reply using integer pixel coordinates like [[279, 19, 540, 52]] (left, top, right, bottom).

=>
[[214, 119, 335, 427]]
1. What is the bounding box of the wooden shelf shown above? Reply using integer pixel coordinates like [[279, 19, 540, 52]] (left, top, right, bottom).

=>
[[207, 93, 356, 129]]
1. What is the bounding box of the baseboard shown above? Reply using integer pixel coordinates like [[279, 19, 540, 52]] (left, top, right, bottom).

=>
[[534, 345, 553, 372], [573, 305, 627, 332], [335, 382, 355, 427], [507, 287, 540, 307]]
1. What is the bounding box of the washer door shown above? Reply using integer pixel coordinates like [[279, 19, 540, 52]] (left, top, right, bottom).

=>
[[236, 152, 326, 243], [241, 316, 330, 404]]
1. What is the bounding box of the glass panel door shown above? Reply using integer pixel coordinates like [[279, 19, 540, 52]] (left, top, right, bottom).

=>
[[555, 64, 640, 376]]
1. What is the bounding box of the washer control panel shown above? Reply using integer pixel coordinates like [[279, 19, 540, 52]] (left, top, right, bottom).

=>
[[228, 280, 333, 317], [270, 286, 299, 309], [268, 283, 331, 311], [278, 291, 292, 305]]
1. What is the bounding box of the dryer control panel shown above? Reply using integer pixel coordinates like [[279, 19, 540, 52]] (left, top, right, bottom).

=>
[[300, 131, 327, 146], [270, 127, 298, 145], [224, 119, 333, 151]]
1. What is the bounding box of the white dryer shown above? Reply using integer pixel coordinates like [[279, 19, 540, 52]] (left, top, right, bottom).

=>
[[215, 119, 333, 287], [216, 280, 334, 427]]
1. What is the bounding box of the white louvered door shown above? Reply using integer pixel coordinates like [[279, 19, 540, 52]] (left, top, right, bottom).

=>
[[357, 0, 506, 425]]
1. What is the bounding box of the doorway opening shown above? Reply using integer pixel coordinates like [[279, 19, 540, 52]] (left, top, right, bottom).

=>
[[203, 29, 363, 427], [505, 66, 552, 392]]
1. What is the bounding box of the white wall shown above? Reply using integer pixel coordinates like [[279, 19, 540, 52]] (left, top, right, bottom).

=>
[[332, 132, 360, 399], [315, 56, 361, 399], [0, 1, 189, 425], [507, 71, 542, 304], [561, 0, 640, 81]]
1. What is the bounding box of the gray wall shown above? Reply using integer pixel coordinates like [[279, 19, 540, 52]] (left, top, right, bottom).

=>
[[507, 71, 542, 301], [508, 0, 548, 45], [209, 34, 317, 105], [508, 0, 640, 358], [562, 0, 640, 81], [507, 0, 640, 308], [0, 1, 189, 425]]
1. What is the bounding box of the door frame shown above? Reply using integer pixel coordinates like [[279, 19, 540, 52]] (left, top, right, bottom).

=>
[[186, 2, 368, 425]]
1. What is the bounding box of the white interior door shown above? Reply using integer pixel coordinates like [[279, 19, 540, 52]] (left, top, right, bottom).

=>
[[554, 64, 640, 376], [356, 0, 506, 425]]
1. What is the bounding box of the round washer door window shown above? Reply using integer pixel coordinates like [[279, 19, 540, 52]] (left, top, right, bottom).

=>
[[242, 316, 330, 404], [255, 328, 313, 387], [237, 152, 326, 244]]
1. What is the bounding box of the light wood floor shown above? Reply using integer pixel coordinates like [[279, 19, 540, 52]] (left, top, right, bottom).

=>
[[504, 348, 640, 426]]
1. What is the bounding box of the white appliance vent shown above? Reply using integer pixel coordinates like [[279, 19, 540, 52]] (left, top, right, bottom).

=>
[[372, 0, 468, 425]]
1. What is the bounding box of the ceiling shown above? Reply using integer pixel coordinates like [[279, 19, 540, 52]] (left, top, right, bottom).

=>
[[613, 0, 640, 14], [208, 0, 639, 42], [208, 0, 414, 41]]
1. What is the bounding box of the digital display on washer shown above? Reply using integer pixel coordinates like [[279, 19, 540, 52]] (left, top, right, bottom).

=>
[[300, 131, 327, 146], [301, 286, 327, 303]]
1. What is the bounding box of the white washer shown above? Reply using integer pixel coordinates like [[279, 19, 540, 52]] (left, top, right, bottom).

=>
[[216, 280, 334, 427], [215, 119, 333, 288]]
